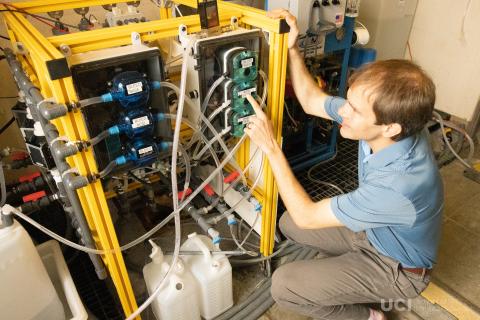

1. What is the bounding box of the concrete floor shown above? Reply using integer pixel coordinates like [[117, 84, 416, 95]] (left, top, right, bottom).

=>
[[434, 159, 480, 313]]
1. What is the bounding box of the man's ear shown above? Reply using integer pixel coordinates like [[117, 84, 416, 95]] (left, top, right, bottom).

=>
[[382, 123, 402, 139]]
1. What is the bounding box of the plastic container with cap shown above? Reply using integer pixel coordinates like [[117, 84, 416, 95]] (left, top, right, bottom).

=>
[[180, 233, 233, 320], [143, 240, 201, 320], [0, 220, 65, 320]]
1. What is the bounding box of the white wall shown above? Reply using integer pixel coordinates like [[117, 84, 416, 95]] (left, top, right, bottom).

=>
[[407, 0, 480, 121]]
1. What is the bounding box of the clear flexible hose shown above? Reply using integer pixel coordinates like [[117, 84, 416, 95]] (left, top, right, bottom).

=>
[[200, 75, 226, 116], [161, 81, 248, 186], [89, 130, 110, 146], [0, 161, 6, 207], [125, 43, 191, 320], [433, 111, 474, 169], [163, 114, 224, 197], [78, 96, 103, 108], [193, 129, 229, 161], [98, 160, 117, 179], [177, 143, 191, 203], [5, 116, 237, 256]]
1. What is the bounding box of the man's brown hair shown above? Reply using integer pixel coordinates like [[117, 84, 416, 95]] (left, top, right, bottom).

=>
[[348, 59, 436, 141]]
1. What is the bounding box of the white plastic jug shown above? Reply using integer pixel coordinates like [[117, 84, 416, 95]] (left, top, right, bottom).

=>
[[181, 233, 233, 320], [143, 240, 201, 320], [0, 220, 65, 320]]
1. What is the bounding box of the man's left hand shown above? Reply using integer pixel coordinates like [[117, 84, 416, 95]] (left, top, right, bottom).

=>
[[244, 95, 278, 155]]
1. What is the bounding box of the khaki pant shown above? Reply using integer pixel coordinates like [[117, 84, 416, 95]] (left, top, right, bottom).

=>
[[271, 213, 431, 320]]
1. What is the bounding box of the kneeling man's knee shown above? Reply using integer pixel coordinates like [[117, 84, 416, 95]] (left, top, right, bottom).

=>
[[278, 212, 301, 239], [271, 264, 295, 304]]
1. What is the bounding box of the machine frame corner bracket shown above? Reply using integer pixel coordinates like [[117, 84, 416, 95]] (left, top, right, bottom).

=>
[[46, 57, 71, 81], [131, 32, 142, 46], [230, 16, 238, 30], [279, 19, 290, 34]]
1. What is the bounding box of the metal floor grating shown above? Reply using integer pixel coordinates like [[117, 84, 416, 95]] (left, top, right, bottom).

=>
[[298, 138, 359, 200], [68, 252, 124, 320]]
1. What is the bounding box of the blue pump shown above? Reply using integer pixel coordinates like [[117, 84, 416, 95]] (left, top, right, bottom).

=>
[[109, 109, 155, 138], [101, 71, 161, 109], [115, 140, 172, 167]]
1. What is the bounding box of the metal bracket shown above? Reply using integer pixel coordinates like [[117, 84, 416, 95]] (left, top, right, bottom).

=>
[[178, 24, 189, 49], [13, 42, 28, 55], [131, 32, 141, 46], [162, 0, 173, 8], [59, 44, 72, 57], [230, 16, 238, 30]]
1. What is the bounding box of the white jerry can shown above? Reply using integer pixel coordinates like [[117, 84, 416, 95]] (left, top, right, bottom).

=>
[[143, 240, 201, 320], [181, 233, 233, 320], [0, 220, 65, 320]]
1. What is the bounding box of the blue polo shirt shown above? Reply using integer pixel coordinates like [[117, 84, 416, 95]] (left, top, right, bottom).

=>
[[325, 96, 444, 268]]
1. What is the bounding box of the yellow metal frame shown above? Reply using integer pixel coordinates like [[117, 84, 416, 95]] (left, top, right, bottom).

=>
[[1, 1, 288, 318]]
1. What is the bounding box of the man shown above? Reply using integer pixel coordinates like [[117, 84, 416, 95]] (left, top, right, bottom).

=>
[[243, 9, 444, 320]]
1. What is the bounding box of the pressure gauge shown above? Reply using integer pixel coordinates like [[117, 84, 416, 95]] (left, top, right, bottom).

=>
[[102, 4, 114, 11], [73, 7, 90, 16], [47, 10, 64, 20]]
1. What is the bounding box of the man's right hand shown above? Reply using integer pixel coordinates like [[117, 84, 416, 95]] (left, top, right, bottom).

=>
[[267, 9, 299, 50]]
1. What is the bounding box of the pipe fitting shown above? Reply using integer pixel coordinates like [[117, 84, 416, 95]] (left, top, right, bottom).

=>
[[208, 229, 221, 244], [64, 173, 89, 190], [1, 205, 15, 227], [52, 141, 79, 160], [38, 100, 68, 120]]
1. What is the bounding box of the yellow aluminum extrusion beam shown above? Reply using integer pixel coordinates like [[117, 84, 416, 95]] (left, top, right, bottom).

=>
[[260, 31, 275, 254], [46, 14, 235, 54], [9, 0, 134, 13], [259, 32, 288, 255], [267, 33, 288, 254], [2, 9, 140, 319], [173, 0, 286, 33]]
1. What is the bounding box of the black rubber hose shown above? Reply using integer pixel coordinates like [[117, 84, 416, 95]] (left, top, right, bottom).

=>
[[214, 247, 305, 320]]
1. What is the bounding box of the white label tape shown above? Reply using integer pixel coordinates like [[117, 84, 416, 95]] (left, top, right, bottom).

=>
[[138, 146, 153, 156], [241, 58, 254, 68], [126, 81, 143, 95], [131, 116, 150, 129]]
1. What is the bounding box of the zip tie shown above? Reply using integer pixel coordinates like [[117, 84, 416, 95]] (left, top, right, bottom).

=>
[[36, 97, 55, 110], [50, 135, 69, 146], [61, 167, 80, 180]]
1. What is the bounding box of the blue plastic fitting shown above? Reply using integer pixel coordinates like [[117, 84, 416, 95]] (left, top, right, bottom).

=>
[[115, 156, 127, 166], [101, 93, 113, 103], [159, 141, 172, 151], [155, 113, 166, 122], [151, 81, 161, 90], [108, 126, 120, 135], [227, 215, 237, 225]]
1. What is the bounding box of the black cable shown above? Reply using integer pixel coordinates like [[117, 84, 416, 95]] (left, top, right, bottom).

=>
[[0, 116, 15, 135], [128, 171, 152, 186], [0, 35, 9, 40], [0, 9, 81, 30], [0, 96, 18, 99]]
